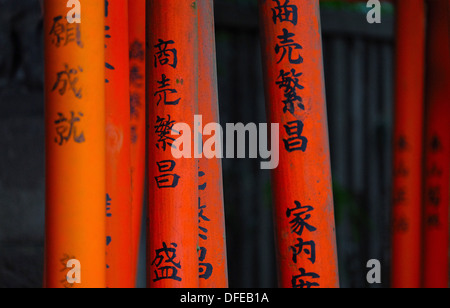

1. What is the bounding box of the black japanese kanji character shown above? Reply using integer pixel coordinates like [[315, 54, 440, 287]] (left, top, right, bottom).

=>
[[155, 160, 180, 189], [49, 15, 83, 48], [154, 115, 177, 151], [198, 170, 207, 191], [272, 0, 298, 25], [427, 186, 441, 206], [292, 268, 320, 289], [275, 28, 303, 64], [154, 74, 181, 106], [283, 120, 308, 153], [154, 39, 178, 69], [199, 197, 210, 241], [286, 201, 316, 236], [430, 135, 442, 153], [199, 247, 213, 280], [291, 238, 316, 264], [277, 69, 305, 114], [151, 242, 182, 282], [130, 40, 145, 61], [130, 65, 144, 88], [54, 111, 85, 145], [52, 64, 83, 99], [130, 92, 141, 119]]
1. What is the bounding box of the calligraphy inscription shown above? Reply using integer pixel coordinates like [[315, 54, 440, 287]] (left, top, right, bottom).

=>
[[271, 0, 321, 288], [152, 34, 185, 284]]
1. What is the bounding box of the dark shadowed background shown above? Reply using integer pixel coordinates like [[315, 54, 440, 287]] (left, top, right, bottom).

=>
[[0, 0, 395, 288]]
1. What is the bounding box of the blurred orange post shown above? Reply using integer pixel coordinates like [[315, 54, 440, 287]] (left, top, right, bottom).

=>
[[422, 0, 450, 288], [258, 0, 339, 288], [197, 0, 228, 288], [448, 0, 450, 33], [390, 0, 426, 288], [147, 0, 199, 288], [105, 0, 134, 288], [44, 0, 106, 288], [128, 0, 146, 282]]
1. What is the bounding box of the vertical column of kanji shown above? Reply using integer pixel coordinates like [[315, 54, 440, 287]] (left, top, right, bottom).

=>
[[258, 0, 339, 288], [423, 0, 450, 289], [128, 0, 146, 282], [105, 0, 133, 288], [44, 0, 106, 288], [390, 0, 426, 289], [197, 0, 228, 288], [147, 0, 199, 288]]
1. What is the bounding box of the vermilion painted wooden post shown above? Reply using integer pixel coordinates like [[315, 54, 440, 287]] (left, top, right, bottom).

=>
[[105, 0, 134, 288], [197, 0, 229, 288], [422, 0, 450, 288], [391, 0, 426, 288], [128, 0, 146, 283], [258, 0, 339, 288], [147, 0, 199, 288], [44, 0, 106, 288]]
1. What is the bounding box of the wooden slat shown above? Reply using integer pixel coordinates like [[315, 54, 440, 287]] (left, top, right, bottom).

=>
[[350, 39, 366, 194], [329, 37, 350, 188], [380, 42, 394, 287], [366, 42, 382, 277]]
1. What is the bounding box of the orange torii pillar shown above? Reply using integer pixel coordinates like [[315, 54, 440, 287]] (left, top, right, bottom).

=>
[[390, 0, 426, 288], [105, 0, 134, 288], [258, 0, 339, 288], [128, 0, 146, 282], [197, 0, 229, 288], [44, 0, 106, 288], [422, 0, 450, 289], [147, 0, 199, 288]]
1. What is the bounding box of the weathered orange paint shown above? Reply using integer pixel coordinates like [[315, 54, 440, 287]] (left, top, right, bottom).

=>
[[391, 0, 426, 289], [44, 0, 106, 288], [197, 0, 228, 288], [422, 0, 450, 289], [128, 0, 146, 283], [259, 0, 339, 288], [105, 0, 134, 288], [147, 0, 199, 288]]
